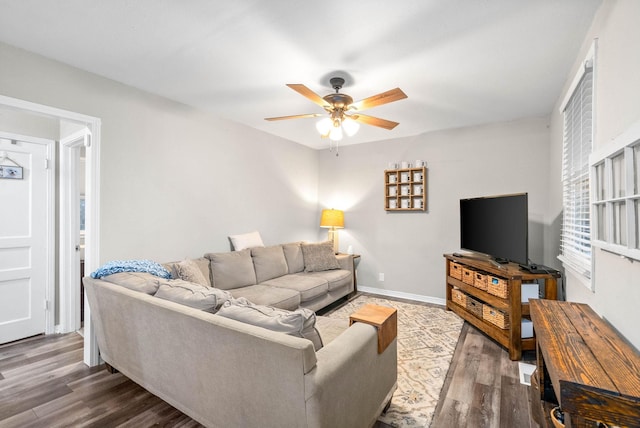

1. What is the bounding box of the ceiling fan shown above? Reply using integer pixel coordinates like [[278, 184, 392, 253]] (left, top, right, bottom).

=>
[[265, 77, 407, 141]]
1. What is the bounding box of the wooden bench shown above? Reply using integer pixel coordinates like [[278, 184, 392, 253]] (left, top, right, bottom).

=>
[[530, 299, 640, 428]]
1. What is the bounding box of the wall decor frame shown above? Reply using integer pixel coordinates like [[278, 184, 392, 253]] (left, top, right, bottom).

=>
[[0, 165, 23, 179]]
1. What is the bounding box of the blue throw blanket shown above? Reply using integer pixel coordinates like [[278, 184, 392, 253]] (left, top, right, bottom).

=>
[[91, 259, 171, 279]]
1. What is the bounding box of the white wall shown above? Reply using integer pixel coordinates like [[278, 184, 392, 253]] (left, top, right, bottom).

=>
[[0, 105, 59, 139], [0, 41, 320, 263], [318, 117, 551, 301], [548, 0, 640, 348]]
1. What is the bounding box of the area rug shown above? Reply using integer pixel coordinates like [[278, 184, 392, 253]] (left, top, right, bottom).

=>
[[325, 295, 464, 427]]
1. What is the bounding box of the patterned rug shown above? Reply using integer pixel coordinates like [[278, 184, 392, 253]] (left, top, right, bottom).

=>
[[325, 295, 464, 427]]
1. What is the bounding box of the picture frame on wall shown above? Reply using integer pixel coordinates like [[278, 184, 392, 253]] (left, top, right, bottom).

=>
[[0, 165, 23, 179]]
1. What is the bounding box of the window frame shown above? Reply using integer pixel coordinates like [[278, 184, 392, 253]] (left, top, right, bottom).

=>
[[590, 120, 640, 262], [557, 41, 596, 290]]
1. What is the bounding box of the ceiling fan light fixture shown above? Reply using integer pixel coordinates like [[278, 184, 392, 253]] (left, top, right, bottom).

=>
[[329, 126, 343, 141], [342, 117, 360, 137], [316, 117, 333, 135]]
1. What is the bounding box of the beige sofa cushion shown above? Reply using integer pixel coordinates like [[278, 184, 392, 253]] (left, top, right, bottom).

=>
[[304, 269, 352, 291], [282, 242, 304, 273], [228, 284, 300, 311], [216, 298, 323, 350], [100, 272, 160, 294], [164, 257, 211, 287], [206, 249, 257, 290], [175, 259, 209, 287], [301, 242, 340, 272], [261, 274, 328, 302], [251, 245, 288, 283], [154, 279, 232, 312]]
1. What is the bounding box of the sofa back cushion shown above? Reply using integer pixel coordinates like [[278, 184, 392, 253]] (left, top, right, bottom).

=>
[[178, 259, 210, 286], [163, 257, 212, 287], [216, 298, 323, 350], [206, 249, 257, 290], [154, 279, 231, 312], [251, 245, 288, 283], [282, 242, 304, 274], [100, 272, 161, 294]]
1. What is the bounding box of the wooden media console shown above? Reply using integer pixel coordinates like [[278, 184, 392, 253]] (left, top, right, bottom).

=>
[[445, 254, 559, 360]]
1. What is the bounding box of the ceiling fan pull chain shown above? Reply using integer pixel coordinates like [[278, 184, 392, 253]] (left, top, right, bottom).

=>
[[329, 138, 339, 156]]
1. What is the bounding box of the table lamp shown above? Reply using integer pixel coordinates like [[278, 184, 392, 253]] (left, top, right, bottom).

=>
[[320, 209, 344, 254]]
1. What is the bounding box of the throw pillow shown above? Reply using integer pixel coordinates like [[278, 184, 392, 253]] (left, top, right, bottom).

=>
[[205, 249, 257, 290], [229, 231, 264, 251], [301, 242, 340, 272], [251, 245, 288, 283], [154, 279, 232, 312], [100, 272, 161, 295], [216, 298, 323, 350], [175, 259, 209, 287]]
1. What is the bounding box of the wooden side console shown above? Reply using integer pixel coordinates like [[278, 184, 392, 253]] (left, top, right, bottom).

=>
[[530, 299, 640, 428], [444, 254, 559, 360], [349, 304, 397, 353]]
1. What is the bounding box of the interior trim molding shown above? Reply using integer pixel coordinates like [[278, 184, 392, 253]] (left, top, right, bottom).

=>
[[358, 285, 446, 306]]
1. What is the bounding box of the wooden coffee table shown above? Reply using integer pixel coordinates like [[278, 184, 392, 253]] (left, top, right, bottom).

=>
[[349, 304, 397, 353]]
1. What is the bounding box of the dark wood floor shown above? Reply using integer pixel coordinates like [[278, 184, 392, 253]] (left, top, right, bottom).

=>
[[0, 333, 203, 427], [1, 300, 539, 427], [431, 323, 539, 428]]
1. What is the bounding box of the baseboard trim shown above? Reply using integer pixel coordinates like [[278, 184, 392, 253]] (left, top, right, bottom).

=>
[[358, 286, 446, 306]]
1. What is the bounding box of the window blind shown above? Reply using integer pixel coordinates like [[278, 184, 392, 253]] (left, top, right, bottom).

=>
[[560, 67, 593, 278]]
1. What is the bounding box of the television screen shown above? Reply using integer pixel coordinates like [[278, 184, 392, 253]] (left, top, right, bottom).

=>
[[460, 193, 528, 265]]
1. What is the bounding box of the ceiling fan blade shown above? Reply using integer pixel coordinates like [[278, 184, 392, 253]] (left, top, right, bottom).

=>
[[351, 114, 400, 130], [265, 113, 324, 121], [287, 84, 330, 108], [351, 88, 407, 111]]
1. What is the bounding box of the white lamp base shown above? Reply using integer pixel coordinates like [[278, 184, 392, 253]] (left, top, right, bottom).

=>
[[328, 229, 339, 254]]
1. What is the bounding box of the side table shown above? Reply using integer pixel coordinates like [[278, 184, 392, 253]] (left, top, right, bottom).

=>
[[349, 303, 397, 353], [352, 254, 361, 290], [339, 253, 360, 296]]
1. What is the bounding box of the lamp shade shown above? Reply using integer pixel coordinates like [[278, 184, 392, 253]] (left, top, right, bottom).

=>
[[320, 209, 344, 229]]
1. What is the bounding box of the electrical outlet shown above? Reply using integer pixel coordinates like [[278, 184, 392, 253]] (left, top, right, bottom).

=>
[[379, 273, 385, 281]]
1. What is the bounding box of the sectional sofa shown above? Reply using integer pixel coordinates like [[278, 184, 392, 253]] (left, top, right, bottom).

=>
[[84, 241, 397, 427], [167, 241, 356, 312]]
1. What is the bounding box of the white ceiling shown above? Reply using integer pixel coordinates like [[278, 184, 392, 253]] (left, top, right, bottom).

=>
[[0, 0, 602, 149]]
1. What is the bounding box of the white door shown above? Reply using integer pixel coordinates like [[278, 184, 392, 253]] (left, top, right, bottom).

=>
[[0, 134, 53, 344]]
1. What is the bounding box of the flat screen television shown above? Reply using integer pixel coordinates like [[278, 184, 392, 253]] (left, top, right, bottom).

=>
[[460, 193, 528, 265]]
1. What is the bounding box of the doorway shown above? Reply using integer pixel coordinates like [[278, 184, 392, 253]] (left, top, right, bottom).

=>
[[59, 127, 90, 334], [0, 94, 102, 366], [0, 133, 55, 344]]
